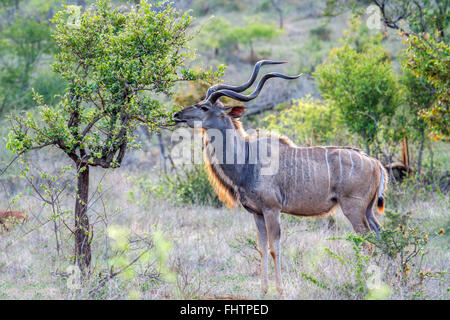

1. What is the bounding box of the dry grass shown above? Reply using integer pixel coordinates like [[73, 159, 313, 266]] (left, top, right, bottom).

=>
[[0, 160, 448, 300]]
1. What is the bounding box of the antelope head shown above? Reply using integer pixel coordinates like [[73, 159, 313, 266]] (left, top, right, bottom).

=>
[[173, 60, 302, 129]]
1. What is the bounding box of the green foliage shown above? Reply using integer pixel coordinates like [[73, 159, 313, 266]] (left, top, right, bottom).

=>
[[6, 0, 211, 169], [375, 0, 448, 41], [130, 165, 222, 208], [195, 17, 234, 53], [106, 224, 175, 299], [403, 35, 449, 139], [315, 16, 400, 153], [196, 17, 282, 58], [263, 95, 348, 145], [301, 272, 329, 290], [391, 62, 434, 148], [367, 0, 449, 139], [296, 32, 333, 74], [5, 0, 216, 271], [363, 208, 449, 298], [302, 232, 392, 299], [170, 165, 221, 207], [0, 0, 62, 115], [326, 234, 371, 297], [174, 64, 227, 107], [309, 24, 331, 41], [230, 21, 282, 46], [366, 210, 429, 280]]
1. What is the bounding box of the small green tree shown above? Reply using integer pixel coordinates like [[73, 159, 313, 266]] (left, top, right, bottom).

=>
[[229, 21, 282, 62], [6, 0, 209, 273], [194, 17, 235, 56], [314, 17, 399, 155], [196, 17, 282, 62]]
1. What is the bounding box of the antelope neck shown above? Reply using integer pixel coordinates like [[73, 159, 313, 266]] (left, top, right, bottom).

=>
[[203, 118, 252, 188]]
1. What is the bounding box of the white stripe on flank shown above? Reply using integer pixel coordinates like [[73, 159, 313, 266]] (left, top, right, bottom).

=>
[[294, 148, 298, 187], [338, 149, 343, 183], [300, 148, 304, 181], [348, 150, 354, 178], [359, 153, 364, 171], [324, 148, 330, 192], [290, 148, 294, 178], [307, 148, 311, 180]]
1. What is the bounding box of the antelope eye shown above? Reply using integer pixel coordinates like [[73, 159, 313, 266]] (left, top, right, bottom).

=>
[[200, 106, 209, 111]]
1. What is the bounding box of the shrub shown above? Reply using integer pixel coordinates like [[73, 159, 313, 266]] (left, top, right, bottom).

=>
[[170, 165, 222, 207], [130, 165, 222, 208], [314, 16, 400, 155], [366, 210, 429, 282], [262, 95, 348, 146], [310, 24, 331, 41]]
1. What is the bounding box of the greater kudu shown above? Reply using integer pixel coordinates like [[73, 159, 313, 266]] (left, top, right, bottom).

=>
[[173, 60, 387, 294]]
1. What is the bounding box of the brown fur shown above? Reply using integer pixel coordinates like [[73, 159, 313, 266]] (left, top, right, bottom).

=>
[[0, 210, 28, 232], [231, 118, 296, 146]]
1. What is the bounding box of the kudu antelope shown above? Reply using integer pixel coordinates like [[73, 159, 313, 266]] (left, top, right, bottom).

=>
[[0, 210, 28, 233], [173, 60, 387, 294]]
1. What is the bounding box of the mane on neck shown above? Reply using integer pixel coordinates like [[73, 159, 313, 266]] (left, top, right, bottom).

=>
[[231, 118, 296, 147], [202, 128, 239, 209]]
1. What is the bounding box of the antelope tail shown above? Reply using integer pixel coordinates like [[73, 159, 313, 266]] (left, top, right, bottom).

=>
[[377, 164, 387, 214]]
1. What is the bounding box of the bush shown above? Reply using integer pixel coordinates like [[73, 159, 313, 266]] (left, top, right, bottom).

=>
[[314, 16, 400, 154], [130, 165, 222, 208], [194, 17, 282, 60], [310, 24, 331, 41], [262, 95, 348, 146], [364, 209, 447, 298], [170, 165, 222, 207], [366, 210, 429, 281]]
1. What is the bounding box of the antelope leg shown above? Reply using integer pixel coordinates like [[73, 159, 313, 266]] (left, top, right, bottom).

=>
[[339, 197, 370, 234], [253, 213, 268, 294], [263, 209, 282, 294]]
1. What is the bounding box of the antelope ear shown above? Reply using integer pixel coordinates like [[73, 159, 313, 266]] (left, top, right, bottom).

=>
[[226, 106, 246, 118]]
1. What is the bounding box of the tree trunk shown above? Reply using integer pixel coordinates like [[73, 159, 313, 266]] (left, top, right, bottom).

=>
[[74, 165, 91, 274], [361, 132, 370, 156], [270, 0, 283, 29], [417, 129, 425, 181], [249, 41, 256, 64], [363, 139, 370, 156], [157, 132, 167, 173]]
